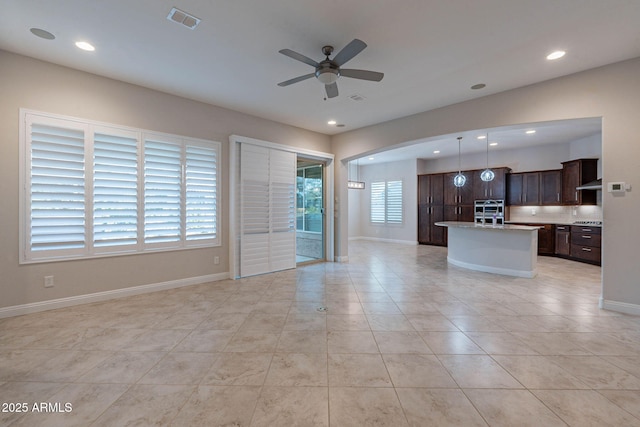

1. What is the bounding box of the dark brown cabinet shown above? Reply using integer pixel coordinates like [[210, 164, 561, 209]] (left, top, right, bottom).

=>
[[473, 167, 510, 200], [418, 174, 445, 245], [555, 225, 571, 256], [570, 225, 601, 265], [540, 170, 562, 205], [444, 172, 474, 205], [562, 159, 598, 205], [507, 171, 543, 205]]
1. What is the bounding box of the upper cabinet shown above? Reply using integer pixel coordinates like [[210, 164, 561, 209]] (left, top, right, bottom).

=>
[[472, 167, 510, 201], [507, 172, 540, 205], [540, 170, 562, 205], [418, 173, 444, 206], [562, 159, 598, 205], [444, 171, 475, 205]]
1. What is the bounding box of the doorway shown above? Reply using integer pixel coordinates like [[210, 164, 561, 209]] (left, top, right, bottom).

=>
[[296, 159, 324, 263]]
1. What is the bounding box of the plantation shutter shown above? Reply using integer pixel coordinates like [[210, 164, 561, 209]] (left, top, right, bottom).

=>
[[144, 138, 182, 245], [386, 180, 403, 224], [239, 143, 295, 277], [28, 118, 87, 256], [370, 181, 386, 223], [93, 129, 139, 249], [185, 144, 218, 241]]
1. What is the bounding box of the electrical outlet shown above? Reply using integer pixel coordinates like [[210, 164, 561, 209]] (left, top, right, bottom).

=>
[[44, 276, 54, 288], [214, 256, 220, 265], [531, 209, 536, 216]]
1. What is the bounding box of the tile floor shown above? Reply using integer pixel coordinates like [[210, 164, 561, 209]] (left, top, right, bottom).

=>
[[2, 241, 640, 426]]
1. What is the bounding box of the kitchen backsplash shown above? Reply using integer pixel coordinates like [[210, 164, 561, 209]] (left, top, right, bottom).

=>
[[508, 205, 602, 224]]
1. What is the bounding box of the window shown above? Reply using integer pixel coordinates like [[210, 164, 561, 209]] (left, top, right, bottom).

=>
[[21, 110, 220, 263], [296, 165, 322, 233], [370, 180, 403, 224]]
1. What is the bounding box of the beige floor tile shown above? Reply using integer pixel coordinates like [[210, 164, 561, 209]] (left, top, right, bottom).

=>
[[511, 332, 592, 355], [493, 355, 589, 389], [238, 313, 287, 332], [326, 314, 370, 331], [92, 384, 195, 426], [361, 301, 403, 315], [465, 389, 567, 427], [466, 331, 540, 355], [197, 312, 249, 330], [276, 330, 327, 353], [447, 315, 506, 332], [533, 389, 640, 426], [265, 353, 328, 386], [373, 331, 432, 354], [420, 331, 485, 355], [327, 331, 379, 353], [123, 328, 190, 352], [382, 353, 457, 388], [329, 387, 408, 427], [202, 352, 272, 385], [396, 388, 487, 427], [0, 350, 64, 381], [548, 355, 640, 389], [328, 353, 392, 387], [367, 314, 416, 331], [405, 314, 459, 331], [77, 351, 165, 383], [284, 312, 327, 330], [22, 350, 112, 382], [438, 355, 523, 388], [138, 351, 218, 384], [171, 385, 261, 426], [173, 329, 234, 352], [0, 382, 67, 426], [251, 386, 329, 426], [598, 390, 640, 419]]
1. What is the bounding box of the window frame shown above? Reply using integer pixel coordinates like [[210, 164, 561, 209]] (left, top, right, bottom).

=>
[[19, 109, 221, 264]]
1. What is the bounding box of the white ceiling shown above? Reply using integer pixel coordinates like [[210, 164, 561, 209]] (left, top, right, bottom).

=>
[[1, 0, 639, 138]]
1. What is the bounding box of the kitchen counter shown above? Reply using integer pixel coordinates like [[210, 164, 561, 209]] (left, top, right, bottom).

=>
[[436, 221, 539, 278]]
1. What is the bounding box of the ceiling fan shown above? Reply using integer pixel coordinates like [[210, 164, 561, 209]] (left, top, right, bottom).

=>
[[277, 39, 384, 99]]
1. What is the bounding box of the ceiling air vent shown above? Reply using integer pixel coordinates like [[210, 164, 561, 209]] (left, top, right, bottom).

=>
[[349, 94, 366, 102], [167, 7, 201, 30]]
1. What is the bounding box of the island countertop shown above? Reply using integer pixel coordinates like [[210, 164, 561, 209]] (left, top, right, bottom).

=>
[[435, 221, 541, 231]]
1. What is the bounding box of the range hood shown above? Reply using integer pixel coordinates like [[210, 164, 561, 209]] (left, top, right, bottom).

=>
[[576, 178, 602, 190]]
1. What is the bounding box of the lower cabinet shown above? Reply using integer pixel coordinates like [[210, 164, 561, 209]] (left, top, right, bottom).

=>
[[511, 223, 555, 255], [418, 205, 445, 245], [570, 225, 601, 265]]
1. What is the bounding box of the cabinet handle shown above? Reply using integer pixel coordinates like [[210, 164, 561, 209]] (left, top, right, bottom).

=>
[[566, 235, 569, 244], [581, 228, 592, 232], [557, 193, 560, 202], [575, 191, 578, 201], [582, 235, 591, 239], [582, 247, 592, 252], [524, 194, 526, 203], [489, 189, 493, 197]]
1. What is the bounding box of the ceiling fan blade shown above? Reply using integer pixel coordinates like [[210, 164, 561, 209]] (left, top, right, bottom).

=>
[[332, 39, 367, 66], [279, 49, 319, 67], [277, 73, 315, 87], [340, 69, 384, 82], [325, 82, 338, 98]]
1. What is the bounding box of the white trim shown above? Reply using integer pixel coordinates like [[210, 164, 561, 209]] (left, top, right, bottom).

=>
[[229, 135, 335, 279], [0, 272, 229, 319], [447, 256, 537, 278], [334, 255, 349, 263], [349, 236, 418, 245], [600, 299, 640, 316]]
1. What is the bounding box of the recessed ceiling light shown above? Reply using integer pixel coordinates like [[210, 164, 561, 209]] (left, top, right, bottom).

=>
[[30, 28, 55, 40], [433, 150, 440, 154], [368, 157, 375, 160], [471, 83, 486, 90], [546, 50, 566, 60], [477, 135, 487, 140], [327, 120, 337, 125], [489, 142, 498, 146], [526, 130, 536, 134], [75, 41, 95, 51]]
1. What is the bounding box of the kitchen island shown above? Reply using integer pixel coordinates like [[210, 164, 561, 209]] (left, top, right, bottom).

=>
[[435, 222, 540, 278]]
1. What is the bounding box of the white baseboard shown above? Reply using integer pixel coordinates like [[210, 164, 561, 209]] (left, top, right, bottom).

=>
[[600, 298, 640, 316], [0, 272, 230, 319], [334, 256, 349, 263], [349, 236, 418, 245]]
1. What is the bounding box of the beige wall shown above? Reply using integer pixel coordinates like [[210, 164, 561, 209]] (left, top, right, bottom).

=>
[[0, 50, 330, 309], [332, 57, 640, 309]]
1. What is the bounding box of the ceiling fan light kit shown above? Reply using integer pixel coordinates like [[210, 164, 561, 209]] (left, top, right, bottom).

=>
[[277, 39, 383, 99]]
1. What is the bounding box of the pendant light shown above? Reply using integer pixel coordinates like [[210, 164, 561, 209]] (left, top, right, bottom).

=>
[[480, 132, 495, 182], [453, 136, 466, 187]]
